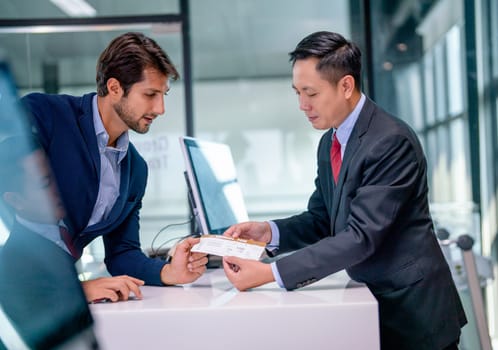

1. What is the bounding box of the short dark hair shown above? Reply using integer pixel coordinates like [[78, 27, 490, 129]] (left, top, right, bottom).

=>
[[96, 32, 180, 97], [289, 31, 362, 89]]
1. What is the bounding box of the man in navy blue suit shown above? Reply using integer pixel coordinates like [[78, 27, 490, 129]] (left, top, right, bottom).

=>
[[222, 31, 466, 349], [21, 32, 207, 291]]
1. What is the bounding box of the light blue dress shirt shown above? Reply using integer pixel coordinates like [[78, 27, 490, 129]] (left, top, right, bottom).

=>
[[270, 93, 366, 288], [16, 215, 71, 256], [87, 95, 129, 227]]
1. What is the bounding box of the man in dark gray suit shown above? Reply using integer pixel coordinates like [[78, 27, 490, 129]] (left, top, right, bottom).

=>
[[222, 31, 467, 350]]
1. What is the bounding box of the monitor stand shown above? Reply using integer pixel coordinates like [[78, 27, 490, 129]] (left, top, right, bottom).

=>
[[185, 176, 223, 269], [147, 247, 170, 261], [207, 255, 223, 269]]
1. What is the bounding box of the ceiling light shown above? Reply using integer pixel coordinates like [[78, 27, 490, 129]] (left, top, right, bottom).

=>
[[396, 43, 408, 52], [382, 61, 393, 71], [50, 0, 97, 17]]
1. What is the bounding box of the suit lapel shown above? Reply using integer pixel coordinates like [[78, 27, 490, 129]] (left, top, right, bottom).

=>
[[329, 98, 376, 231]]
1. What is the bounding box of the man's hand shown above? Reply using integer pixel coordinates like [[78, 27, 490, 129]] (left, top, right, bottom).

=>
[[160, 236, 208, 285], [82, 275, 144, 303], [222, 256, 275, 291], [223, 221, 272, 244]]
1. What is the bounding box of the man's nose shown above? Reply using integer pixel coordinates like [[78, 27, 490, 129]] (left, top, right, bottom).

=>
[[299, 96, 310, 111], [154, 96, 165, 115]]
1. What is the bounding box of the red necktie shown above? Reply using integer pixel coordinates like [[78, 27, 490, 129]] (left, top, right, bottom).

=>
[[59, 225, 79, 259], [331, 133, 342, 184]]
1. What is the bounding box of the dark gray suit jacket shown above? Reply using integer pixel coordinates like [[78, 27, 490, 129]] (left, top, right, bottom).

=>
[[0, 221, 93, 349], [273, 97, 467, 349]]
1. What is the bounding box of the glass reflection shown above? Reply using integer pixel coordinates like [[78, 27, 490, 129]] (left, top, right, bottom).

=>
[[0, 61, 97, 349]]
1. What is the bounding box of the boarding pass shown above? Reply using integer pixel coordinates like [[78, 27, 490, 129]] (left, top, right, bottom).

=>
[[191, 235, 266, 260]]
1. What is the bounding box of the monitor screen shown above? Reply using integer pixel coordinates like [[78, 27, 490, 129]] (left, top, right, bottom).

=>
[[0, 61, 98, 349], [179, 136, 249, 235]]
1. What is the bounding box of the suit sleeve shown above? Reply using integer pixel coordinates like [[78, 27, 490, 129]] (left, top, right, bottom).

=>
[[103, 199, 166, 285], [273, 182, 331, 253], [276, 133, 423, 290], [102, 159, 167, 286]]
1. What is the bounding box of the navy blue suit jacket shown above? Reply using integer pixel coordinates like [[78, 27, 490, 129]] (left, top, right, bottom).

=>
[[273, 98, 466, 349], [0, 221, 93, 348], [22, 92, 166, 285]]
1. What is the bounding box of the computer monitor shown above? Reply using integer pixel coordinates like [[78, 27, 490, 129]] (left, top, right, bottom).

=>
[[179, 136, 249, 235], [0, 61, 98, 349]]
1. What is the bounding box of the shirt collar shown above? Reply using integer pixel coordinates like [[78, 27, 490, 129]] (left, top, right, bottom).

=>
[[92, 95, 129, 163], [334, 93, 366, 145], [16, 214, 59, 235]]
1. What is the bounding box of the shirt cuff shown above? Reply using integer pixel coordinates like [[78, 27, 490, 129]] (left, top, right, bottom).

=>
[[271, 262, 285, 288], [267, 220, 280, 249]]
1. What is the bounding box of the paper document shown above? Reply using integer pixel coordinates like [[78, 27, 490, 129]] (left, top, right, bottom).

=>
[[191, 235, 266, 260]]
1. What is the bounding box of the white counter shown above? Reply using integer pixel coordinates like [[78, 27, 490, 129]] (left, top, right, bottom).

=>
[[90, 269, 379, 350]]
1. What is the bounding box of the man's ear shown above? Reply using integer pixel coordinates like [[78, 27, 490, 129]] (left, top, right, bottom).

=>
[[2, 192, 24, 211], [106, 77, 123, 98], [340, 75, 355, 99]]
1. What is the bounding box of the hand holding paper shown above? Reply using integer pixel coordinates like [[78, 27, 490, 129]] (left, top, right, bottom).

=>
[[191, 235, 266, 260]]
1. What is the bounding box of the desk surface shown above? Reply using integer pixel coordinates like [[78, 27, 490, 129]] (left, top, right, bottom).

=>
[[90, 269, 379, 350]]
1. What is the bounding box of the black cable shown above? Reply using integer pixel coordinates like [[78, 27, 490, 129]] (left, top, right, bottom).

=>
[[149, 215, 196, 257], [153, 233, 192, 259]]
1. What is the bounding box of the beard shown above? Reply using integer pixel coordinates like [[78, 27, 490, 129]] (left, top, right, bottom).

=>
[[113, 97, 151, 134]]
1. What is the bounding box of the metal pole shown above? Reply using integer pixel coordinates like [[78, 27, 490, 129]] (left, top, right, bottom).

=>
[[180, 0, 194, 137], [461, 250, 493, 350]]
